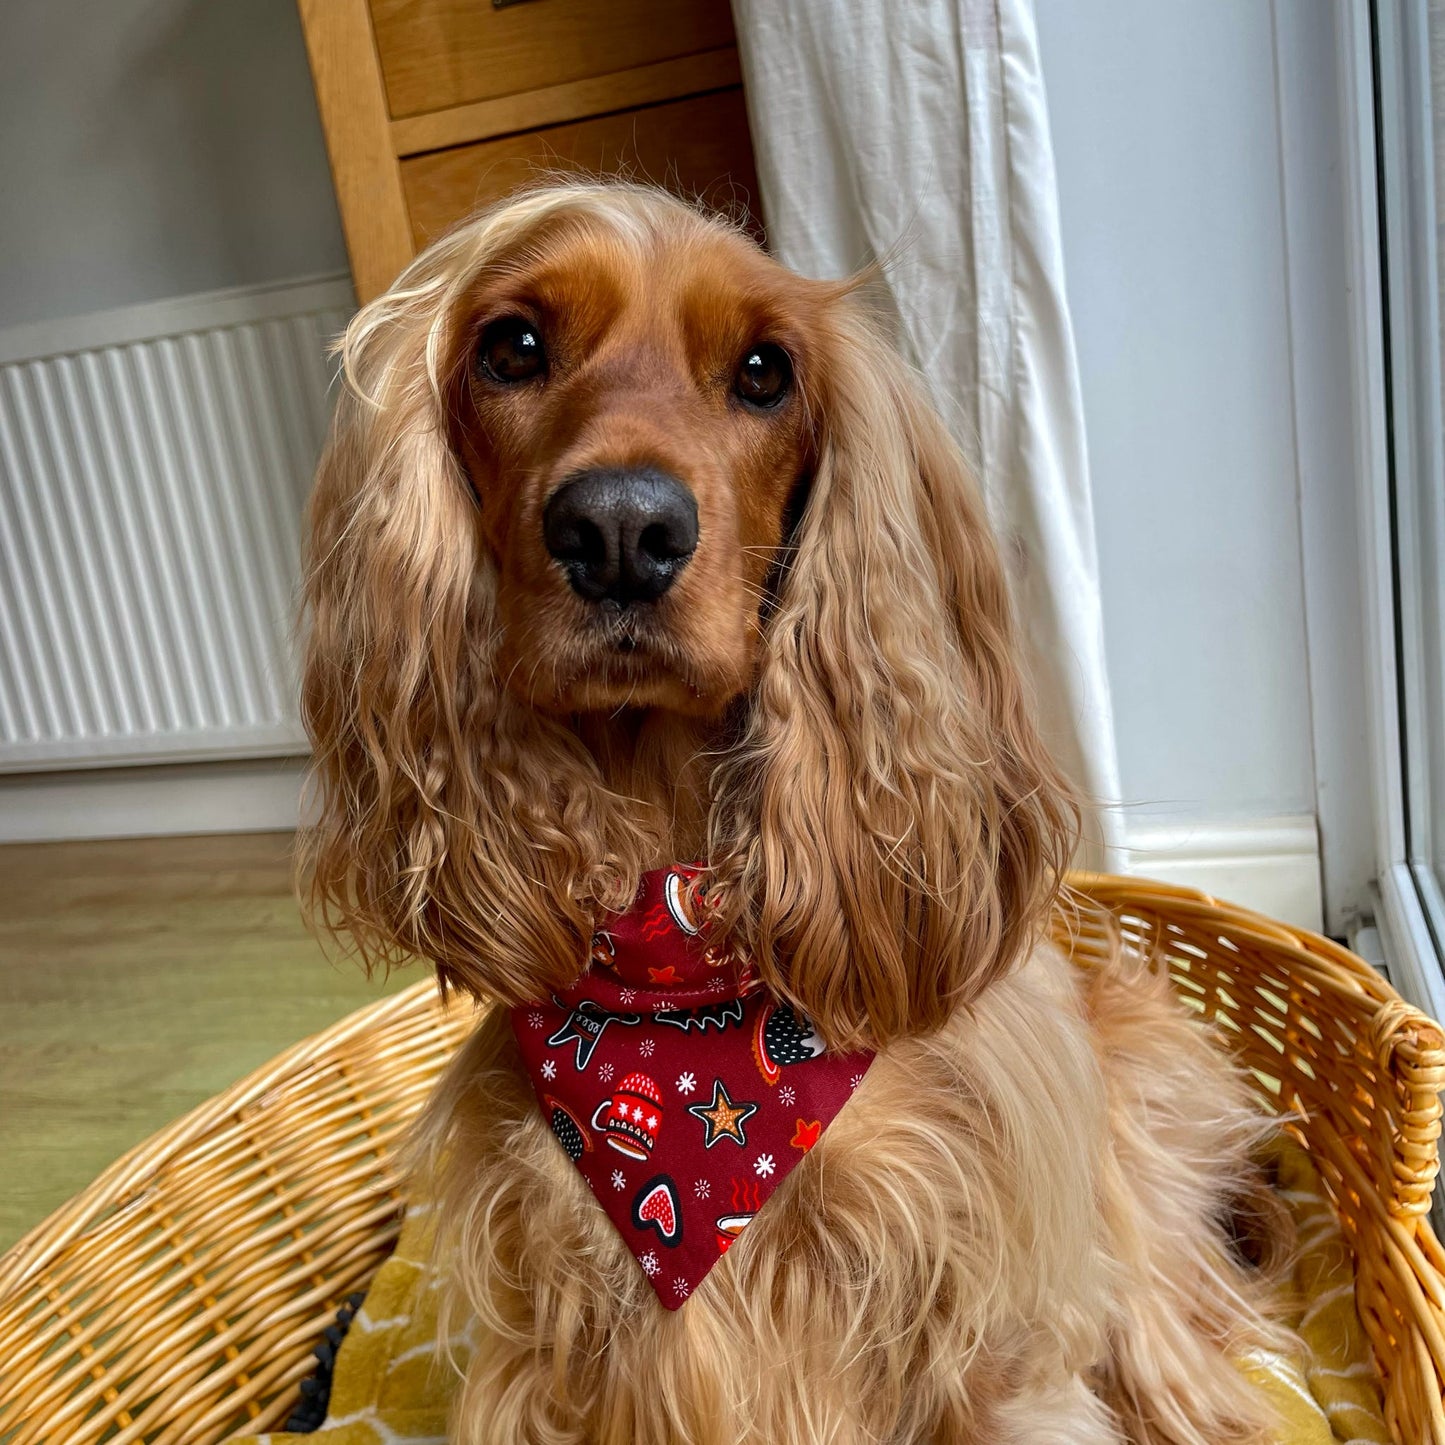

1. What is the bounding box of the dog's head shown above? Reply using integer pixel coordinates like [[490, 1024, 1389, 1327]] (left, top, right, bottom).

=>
[[447, 201, 813, 717], [302, 183, 1075, 1047]]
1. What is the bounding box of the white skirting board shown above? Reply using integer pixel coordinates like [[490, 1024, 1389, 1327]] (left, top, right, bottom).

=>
[[0, 764, 1325, 933], [0, 758, 310, 843], [1120, 814, 1324, 933]]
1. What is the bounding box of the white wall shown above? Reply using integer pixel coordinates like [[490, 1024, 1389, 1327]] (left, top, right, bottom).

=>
[[0, 1, 1359, 930], [0, 0, 348, 330], [1036, 0, 1317, 829]]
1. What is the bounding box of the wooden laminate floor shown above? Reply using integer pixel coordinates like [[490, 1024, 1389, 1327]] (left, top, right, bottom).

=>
[[0, 831, 411, 1251]]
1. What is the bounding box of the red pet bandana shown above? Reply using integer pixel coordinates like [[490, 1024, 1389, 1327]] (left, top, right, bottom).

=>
[[510, 866, 875, 1308]]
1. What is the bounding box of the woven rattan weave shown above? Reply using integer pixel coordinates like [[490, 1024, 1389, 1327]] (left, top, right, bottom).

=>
[[1, 875, 1443, 1444]]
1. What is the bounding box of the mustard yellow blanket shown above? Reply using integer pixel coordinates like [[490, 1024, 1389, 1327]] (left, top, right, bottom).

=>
[[231, 1142, 1388, 1445]]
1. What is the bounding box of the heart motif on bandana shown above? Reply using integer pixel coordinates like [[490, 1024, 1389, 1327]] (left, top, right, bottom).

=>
[[633, 1177, 683, 1243], [511, 865, 874, 1308]]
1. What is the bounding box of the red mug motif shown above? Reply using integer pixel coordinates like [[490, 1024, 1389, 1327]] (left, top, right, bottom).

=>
[[591, 1072, 665, 1160]]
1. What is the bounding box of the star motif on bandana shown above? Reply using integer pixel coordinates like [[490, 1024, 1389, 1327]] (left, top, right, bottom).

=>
[[790, 1118, 822, 1152], [687, 1079, 758, 1148]]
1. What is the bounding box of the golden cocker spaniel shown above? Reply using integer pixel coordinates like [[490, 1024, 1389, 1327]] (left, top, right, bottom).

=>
[[300, 182, 1288, 1445]]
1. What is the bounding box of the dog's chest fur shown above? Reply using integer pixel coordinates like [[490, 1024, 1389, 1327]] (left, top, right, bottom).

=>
[[429, 947, 1124, 1443]]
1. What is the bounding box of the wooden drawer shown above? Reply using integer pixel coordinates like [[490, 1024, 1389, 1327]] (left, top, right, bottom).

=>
[[371, 0, 738, 120], [298, 0, 760, 301], [401, 89, 759, 248]]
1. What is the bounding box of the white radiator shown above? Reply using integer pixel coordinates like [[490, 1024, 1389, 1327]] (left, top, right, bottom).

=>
[[0, 275, 354, 770]]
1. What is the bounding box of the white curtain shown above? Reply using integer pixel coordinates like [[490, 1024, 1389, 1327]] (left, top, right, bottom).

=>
[[731, 0, 1124, 868]]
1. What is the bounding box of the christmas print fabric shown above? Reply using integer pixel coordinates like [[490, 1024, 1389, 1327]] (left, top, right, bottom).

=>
[[510, 866, 875, 1308]]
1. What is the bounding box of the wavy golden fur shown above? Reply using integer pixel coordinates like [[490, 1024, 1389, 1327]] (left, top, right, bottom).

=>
[[301, 182, 1291, 1443]]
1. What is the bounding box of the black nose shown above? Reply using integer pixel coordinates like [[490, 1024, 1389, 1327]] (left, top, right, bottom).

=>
[[543, 468, 699, 604]]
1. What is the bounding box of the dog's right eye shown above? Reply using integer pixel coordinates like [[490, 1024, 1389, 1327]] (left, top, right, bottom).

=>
[[477, 316, 546, 384], [734, 342, 793, 409]]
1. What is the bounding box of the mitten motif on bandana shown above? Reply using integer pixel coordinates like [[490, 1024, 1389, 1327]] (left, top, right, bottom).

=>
[[511, 865, 875, 1308]]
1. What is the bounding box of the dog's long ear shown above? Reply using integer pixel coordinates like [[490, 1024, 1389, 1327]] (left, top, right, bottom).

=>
[[710, 308, 1078, 1050], [298, 234, 645, 1003]]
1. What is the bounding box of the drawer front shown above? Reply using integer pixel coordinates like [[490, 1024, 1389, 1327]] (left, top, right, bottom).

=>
[[371, 0, 738, 119], [400, 89, 760, 247]]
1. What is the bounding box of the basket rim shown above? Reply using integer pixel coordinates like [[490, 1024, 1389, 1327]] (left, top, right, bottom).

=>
[[0, 976, 464, 1300], [1066, 872, 1445, 1040]]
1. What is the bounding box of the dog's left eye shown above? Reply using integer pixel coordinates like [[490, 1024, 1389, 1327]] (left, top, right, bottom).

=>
[[478, 316, 546, 384], [735, 343, 793, 409]]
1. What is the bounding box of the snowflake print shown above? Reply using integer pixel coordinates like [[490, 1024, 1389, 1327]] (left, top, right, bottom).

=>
[[641, 1252, 661, 1277], [611, 1169, 626, 1191], [673, 1278, 690, 1300], [619, 987, 638, 1004], [598, 1062, 615, 1083], [694, 1178, 711, 1200], [676, 1072, 696, 1095], [755, 1153, 776, 1178], [527, 1011, 545, 1030], [638, 1038, 656, 1059], [540, 1058, 557, 1081], [706, 974, 728, 995], [778, 1085, 796, 1107], [849, 1072, 864, 1091]]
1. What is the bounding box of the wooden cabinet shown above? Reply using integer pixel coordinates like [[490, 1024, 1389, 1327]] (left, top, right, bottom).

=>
[[296, 0, 760, 302], [369, 0, 738, 118]]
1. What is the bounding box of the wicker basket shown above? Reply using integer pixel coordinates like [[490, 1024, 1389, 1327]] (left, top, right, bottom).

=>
[[2, 875, 1444, 1445]]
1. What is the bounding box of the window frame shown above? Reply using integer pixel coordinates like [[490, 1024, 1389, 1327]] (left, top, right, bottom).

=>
[[1340, 0, 1445, 1019]]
